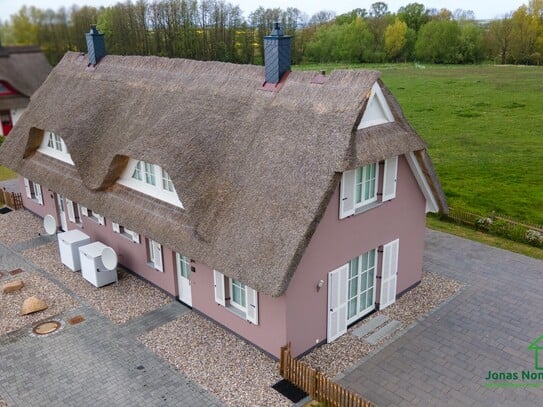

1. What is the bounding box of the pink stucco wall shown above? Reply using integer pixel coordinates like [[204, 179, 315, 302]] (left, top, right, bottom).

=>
[[189, 261, 288, 358], [285, 155, 427, 357]]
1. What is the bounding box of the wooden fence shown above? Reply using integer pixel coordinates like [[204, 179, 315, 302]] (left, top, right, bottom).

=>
[[279, 343, 374, 407], [0, 189, 23, 210]]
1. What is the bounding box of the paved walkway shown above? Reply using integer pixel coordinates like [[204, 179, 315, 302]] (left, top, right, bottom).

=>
[[338, 229, 543, 406], [0, 238, 222, 406]]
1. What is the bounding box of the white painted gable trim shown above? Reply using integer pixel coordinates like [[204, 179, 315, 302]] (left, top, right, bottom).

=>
[[358, 82, 395, 130], [405, 152, 439, 213]]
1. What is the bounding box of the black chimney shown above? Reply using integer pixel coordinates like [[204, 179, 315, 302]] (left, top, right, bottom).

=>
[[263, 23, 291, 84], [86, 25, 106, 66]]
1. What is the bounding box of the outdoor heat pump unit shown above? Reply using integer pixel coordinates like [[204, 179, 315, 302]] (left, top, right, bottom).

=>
[[57, 229, 92, 271], [79, 241, 118, 288]]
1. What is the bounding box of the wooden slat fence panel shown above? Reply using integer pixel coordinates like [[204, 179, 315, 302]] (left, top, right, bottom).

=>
[[279, 343, 374, 407]]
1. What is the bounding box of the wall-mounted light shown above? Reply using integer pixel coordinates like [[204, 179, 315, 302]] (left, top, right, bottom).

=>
[[316, 279, 324, 291]]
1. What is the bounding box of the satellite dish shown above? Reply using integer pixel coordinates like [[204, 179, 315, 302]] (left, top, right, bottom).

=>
[[101, 246, 118, 271], [43, 214, 57, 235]]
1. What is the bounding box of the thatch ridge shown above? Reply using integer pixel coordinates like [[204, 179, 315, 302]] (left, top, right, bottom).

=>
[[0, 52, 445, 296]]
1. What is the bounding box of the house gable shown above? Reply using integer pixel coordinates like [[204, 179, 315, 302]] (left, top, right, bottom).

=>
[[358, 82, 394, 130]]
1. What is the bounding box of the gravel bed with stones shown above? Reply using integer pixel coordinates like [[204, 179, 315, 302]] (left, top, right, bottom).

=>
[[139, 312, 291, 407], [301, 271, 463, 377], [22, 242, 172, 324], [0, 210, 43, 247], [0, 269, 79, 336]]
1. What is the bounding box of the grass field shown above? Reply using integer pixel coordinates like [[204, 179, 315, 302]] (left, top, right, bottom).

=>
[[0, 165, 16, 181], [296, 64, 543, 226]]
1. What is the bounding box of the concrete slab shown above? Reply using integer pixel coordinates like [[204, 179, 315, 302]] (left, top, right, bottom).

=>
[[352, 314, 390, 338], [364, 320, 400, 345]]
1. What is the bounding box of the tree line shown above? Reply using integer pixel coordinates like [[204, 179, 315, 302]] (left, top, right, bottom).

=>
[[1, 1, 542, 66]]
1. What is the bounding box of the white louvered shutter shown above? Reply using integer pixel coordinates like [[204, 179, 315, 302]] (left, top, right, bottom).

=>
[[213, 270, 226, 306], [112, 222, 120, 233], [383, 156, 398, 201], [327, 263, 349, 342], [130, 231, 140, 244], [380, 239, 399, 309], [80, 206, 88, 216], [96, 214, 105, 225], [246, 287, 259, 325], [153, 241, 163, 271], [34, 183, 43, 205], [340, 170, 356, 219], [66, 199, 75, 222], [23, 178, 31, 198]]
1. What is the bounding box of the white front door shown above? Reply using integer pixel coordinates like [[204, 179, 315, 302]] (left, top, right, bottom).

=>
[[176, 253, 192, 306], [56, 194, 68, 231], [380, 239, 399, 309], [327, 263, 349, 343]]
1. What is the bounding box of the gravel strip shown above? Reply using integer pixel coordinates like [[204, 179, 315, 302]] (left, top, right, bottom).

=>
[[0, 270, 79, 336], [301, 271, 463, 377], [139, 312, 291, 407], [22, 242, 172, 324], [0, 210, 43, 247]]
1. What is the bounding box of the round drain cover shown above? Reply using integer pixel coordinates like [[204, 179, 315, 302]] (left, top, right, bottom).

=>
[[32, 320, 61, 335]]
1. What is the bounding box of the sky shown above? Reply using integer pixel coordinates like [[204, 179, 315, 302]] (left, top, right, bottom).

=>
[[1, 0, 528, 22]]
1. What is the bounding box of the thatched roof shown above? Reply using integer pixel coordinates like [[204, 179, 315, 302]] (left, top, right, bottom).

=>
[[0, 52, 446, 296], [0, 45, 51, 98]]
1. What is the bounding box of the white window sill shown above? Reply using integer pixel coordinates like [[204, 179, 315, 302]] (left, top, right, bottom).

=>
[[354, 201, 382, 215], [30, 198, 42, 205], [147, 262, 163, 272], [225, 303, 247, 319]]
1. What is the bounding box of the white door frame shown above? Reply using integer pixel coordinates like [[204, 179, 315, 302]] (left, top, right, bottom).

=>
[[56, 193, 68, 231], [176, 253, 192, 306], [327, 263, 349, 343]]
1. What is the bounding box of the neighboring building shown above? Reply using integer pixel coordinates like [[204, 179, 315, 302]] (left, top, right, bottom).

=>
[[0, 26, 447, 358], [0, 44, 51, 136]]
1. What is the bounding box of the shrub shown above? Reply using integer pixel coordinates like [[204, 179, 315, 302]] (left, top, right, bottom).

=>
[[526, 230, 543, 247]]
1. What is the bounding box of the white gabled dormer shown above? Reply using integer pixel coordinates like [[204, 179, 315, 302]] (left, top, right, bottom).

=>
[[38, 131, 74, 165], [358, 82, 395, 130], [117, 158, 184, 208]]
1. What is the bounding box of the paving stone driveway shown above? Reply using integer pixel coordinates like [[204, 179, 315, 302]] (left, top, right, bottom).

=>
[[0, 241, 222, 407], [339, 229, 543, 406]]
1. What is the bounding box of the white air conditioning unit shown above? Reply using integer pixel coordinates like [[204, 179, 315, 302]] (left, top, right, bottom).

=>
[[57, 229, 92, 271]]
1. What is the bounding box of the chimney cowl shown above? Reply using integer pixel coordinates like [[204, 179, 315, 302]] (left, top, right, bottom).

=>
[[269, 22, 284, 37]]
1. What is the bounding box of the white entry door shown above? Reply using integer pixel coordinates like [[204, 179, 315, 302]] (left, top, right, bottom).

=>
[[380, 239, 399, 309], [56, 194, 68, 231], [176, 253, 192, 306], [327, 263, 349, 343]]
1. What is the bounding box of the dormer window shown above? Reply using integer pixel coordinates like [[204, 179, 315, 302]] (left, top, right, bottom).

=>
[[118, 159, 183, 208], [358, 82, 395, 130], [38, 131, 74, 165]]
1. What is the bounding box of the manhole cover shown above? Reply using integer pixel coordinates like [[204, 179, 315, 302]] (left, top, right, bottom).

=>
[[32, 320, 61, 335]]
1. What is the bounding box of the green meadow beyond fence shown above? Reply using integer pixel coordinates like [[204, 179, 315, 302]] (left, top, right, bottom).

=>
[[443, 208, 543, 247], [279, 343, 374, 407]]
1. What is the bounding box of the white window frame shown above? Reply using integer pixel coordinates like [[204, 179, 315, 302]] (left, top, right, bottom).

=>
[[119, 159, 183, 208], [347, 249, 377, 324], [147, 238, 163, 272], [23, 178, 43, 205], [213, 270, 258, 325], [37, 131, 74, 165], [355, 163, 378, 208], [80, 206, 105, 225], [112, 222, 140, 243]]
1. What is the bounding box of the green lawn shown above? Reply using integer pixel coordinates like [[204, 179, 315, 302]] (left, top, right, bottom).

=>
[[295, 63, 543, 226], [0, 165, 16, 181]]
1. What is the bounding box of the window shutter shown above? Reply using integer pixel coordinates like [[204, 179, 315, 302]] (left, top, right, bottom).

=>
[[80, 206, 88, 216], [213, 270, 226, 306], [153, 241, 163, 272], [339, 170, 356, 219], [130, 231, 140, 244], [246, 287, 259, 325], [112, 222, 120, 233], [35, 183, 43, 205], [23, 178, 31, 199], [66, 199, 75, 222], [327, 263, 349, 342], [97, 214, 105, 225], [380, 239, 399, 309], [383, 156, 398, 201]]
